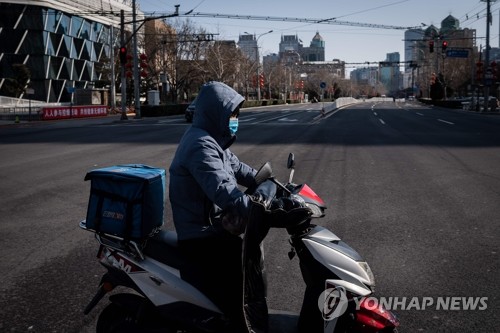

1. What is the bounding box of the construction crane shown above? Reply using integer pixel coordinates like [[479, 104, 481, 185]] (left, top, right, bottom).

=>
[[171, 11, 423, 30]]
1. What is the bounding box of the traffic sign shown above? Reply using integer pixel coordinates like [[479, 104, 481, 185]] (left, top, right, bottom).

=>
[[446, 49, 469, 58], [320, 82, 326, 89]]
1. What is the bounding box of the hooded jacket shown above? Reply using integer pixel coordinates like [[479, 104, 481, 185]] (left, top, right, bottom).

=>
[[169, 82, 257, 241]]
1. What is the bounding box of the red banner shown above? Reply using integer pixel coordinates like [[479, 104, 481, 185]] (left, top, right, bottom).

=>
[[41, 105, 107, 120]]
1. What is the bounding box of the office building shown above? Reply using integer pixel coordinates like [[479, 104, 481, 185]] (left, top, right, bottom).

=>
[[0, 0, 138, 103]]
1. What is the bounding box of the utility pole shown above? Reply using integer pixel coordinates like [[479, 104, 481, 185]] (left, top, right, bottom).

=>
[[110, 25, 116, 111], [132, 0, 140, 118], [120, 10, 127, 120], [119, 5, 179, 119], [482, 0, 496, 112]]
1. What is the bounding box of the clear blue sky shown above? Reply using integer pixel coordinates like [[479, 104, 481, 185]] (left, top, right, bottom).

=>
[[137, 0, 498, 68]]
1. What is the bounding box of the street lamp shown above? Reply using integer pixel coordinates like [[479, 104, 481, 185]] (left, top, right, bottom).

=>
[[245, 30, 273, 100]]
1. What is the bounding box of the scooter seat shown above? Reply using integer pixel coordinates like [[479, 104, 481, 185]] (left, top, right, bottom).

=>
[[152, 229, 178, 247], [143, 230, 185, 270]]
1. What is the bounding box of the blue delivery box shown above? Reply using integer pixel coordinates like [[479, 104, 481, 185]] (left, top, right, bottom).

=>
[[85, 164, 165, 240]]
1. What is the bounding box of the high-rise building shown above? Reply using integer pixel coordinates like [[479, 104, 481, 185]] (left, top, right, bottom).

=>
[[0, 0, 138, 103], [302, 32, 325, 61], [278, 32, 325, 62], [238, 34, 258, 63], [404, 28, 425, 71], [279, 34, 302, 56], [380, 52, 402, 94]]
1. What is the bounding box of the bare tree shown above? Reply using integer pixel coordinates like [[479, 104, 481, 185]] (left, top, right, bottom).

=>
[[237, 51, 258, 99], [143, 18, 211, 103], [200, 40, 241, 88], [0, 63, 30, 98]]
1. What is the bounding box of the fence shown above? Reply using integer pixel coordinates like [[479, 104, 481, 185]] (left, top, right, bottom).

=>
[[0, 96, 68, 121]]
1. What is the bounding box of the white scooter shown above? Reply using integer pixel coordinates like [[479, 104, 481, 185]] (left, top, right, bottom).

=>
[[81, 153, 399, 332]]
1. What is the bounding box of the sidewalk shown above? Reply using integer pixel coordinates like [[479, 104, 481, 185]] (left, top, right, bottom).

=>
[[0, 113, 142, 128]]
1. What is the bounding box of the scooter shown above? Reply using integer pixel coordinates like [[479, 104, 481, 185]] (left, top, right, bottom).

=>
[[81, 153, 399, 332]]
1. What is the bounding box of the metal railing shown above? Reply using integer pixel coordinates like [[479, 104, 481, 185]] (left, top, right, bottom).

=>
[[0, 96, 69, 121]]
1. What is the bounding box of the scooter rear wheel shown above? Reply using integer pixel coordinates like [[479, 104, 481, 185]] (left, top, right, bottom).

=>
[[96, 302, 176, 333]]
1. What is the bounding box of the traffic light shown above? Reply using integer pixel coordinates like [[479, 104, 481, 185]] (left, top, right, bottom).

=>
[[430, 72, 436, 85], [259, 74, 264, 88], [476, 61, 483, 82], [441, 41, 448, 53], [429, 41, 434, 53], [491, 61, 497, 82], [119, 47, 127, 65], [139, 53, 148, 78]]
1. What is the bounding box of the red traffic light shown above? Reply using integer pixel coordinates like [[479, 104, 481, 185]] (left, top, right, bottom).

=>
[[430, 72, 436, 85], [259, 74, 265, 88], [119, 47, 127, 64], [442, 41, 448, 52], [476, 61, 483, 81]]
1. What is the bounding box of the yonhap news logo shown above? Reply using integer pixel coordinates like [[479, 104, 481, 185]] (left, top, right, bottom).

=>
[[317, 290, 489, 321], [317, 286, 349, 320], [353, 296, 489, 312]]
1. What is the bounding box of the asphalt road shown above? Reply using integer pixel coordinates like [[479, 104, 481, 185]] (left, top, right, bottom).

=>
[[0, 100, 499, 332]]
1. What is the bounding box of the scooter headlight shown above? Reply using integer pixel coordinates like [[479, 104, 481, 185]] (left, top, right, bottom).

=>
[[305, 203, 324, 218], [358, 261, 376, 287]]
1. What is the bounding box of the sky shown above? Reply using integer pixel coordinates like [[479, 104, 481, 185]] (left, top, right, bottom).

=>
[[136, 0, 499, 71]]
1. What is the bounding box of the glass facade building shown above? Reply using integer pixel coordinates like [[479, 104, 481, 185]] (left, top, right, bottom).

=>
[[0, 0, 133, 103]]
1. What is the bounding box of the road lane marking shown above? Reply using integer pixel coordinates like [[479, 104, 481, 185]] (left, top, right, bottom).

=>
[[438, 119, 454, 125], [379, 118, 386, 125], [373, 112, 378, 116], [416, 112, 424, 116], [239, 117, 256, 122]]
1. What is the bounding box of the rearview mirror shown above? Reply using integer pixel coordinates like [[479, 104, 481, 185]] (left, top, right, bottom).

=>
[[287, 153, 295, 169]]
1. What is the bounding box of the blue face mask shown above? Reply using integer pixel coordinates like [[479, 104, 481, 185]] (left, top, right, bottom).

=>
[[229, 118, 239, 135]]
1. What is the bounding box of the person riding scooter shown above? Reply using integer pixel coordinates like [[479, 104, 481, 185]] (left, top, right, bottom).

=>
[[168, 81, 262, 332]]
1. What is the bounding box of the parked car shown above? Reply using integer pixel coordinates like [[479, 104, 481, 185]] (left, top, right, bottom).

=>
[[185, 99, 196, 123]]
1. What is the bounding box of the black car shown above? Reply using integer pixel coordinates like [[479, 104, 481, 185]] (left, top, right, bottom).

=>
[[185, 100, 196, 123]]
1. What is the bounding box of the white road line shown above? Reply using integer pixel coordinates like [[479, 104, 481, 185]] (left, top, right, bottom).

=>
[[416, 112, 424, 116], [438, 119, 454, 125], [239, 117, 256, 122], [379, 118, 386, 125], [373, 112, 378, 116]]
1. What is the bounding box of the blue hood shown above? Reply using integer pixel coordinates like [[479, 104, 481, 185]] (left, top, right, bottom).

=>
[[193, 82, 245, 146]]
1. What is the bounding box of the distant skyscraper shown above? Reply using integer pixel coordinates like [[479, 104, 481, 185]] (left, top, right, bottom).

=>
[[303, 32, 325, 61], [279, 32, 325, 62], [238, 34, 258, 63], [380, 52, 401, 94], [404, 29, 425, 71], [279, 34, 302, 55]]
